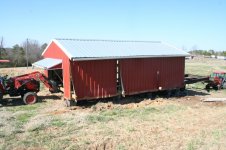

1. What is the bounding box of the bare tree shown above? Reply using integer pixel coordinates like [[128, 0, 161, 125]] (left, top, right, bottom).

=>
[[22, 39, 42, 65], [0, 37, 3, 48]]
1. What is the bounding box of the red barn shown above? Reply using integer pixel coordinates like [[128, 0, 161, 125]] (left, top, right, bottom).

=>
[[33, 39, 188, 104]]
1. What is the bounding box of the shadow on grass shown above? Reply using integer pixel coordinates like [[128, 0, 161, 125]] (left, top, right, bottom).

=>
[[38, 95, 61, 101], [76, 93, 147, 108], [0, 95, 61, 107], [186, 89, 211, 96], [76, 89, 210, 108], [1, 90, 210, 108]]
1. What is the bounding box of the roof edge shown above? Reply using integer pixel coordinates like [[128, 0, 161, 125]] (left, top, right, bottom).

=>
[[162, 42, 190, 55], [72, 54, 189, 61], [55, 38, 162, 43], [42, 39, 73, 59], [32, 58, 62, 70], [52, 39, 74, 59], [41, 39, 54, 56]]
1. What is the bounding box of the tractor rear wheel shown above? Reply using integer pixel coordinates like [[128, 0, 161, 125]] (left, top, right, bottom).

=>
[[23, 92, 38, 105], [0, 91, 3, 101], [205, 84, 210, 90]]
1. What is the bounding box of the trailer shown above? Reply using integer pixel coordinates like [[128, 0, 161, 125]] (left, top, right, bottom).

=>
[[184, 74, 209, 84]]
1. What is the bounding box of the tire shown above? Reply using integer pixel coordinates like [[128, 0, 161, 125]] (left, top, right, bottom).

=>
[[166, 90, 171, 99], [21, 94, 24, 99], [0, 91, 3, 101], [216, 85, 221, 90], [175, 89, 180, 97], [205, 84, 210, 90], [23, 92, 38, 105]]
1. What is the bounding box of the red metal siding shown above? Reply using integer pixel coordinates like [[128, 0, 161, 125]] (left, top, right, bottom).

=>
[[158, 57, 185, 90], [72, 60, 117, 100], [120, 57, 185, 95], [42, 42, 71, 99]]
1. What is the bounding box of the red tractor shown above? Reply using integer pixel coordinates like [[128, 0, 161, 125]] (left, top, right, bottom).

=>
[[0, 71, 60, 104], [205, 71, 226, 90]]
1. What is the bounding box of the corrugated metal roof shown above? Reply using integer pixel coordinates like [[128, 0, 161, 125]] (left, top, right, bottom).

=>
[[48, 39, 189, 60], [32, 58, 62, 70]]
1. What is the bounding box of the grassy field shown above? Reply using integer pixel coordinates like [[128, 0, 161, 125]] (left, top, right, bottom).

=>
[[0, 57, 226, 150], [185, 58, 226, 76]]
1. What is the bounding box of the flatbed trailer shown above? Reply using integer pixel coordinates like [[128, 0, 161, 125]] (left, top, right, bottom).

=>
[[184, 74, 209, 84]]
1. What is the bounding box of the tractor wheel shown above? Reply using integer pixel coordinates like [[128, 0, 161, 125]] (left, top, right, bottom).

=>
[[23, 92, 38, 105], [216, 85, 221, 90], [0, 91, 3, 101], [205, 84, 210, 90]]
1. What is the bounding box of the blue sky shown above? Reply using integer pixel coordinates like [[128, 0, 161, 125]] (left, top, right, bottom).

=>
[[0, 0, 225, 51]]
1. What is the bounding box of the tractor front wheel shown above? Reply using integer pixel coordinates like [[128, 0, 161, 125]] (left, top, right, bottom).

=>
[[23, 92, 38, 105]]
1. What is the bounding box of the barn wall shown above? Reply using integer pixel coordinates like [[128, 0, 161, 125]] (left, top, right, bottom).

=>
[[120, 57, 185, 95], [42, 42, 71, 99], [72, 60, 117, 100]]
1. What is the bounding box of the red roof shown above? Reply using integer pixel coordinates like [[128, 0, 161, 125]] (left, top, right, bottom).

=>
[[0, 60, 10, 63], [213, 71, 226, 74]]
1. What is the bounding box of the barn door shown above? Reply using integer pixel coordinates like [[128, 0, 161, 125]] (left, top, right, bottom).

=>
[[119, 58, 159, 96]]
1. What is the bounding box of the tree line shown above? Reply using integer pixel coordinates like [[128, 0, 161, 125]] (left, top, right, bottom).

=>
[[189, 49, 226, 56], [0, 37, 47, 68]]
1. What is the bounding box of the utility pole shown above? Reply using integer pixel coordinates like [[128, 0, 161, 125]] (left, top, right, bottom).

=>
[[26, 38, 29, 69], [0, 37, 3, 58]]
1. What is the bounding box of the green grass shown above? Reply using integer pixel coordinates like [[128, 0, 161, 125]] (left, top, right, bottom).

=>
[[16, 112, 34, 124], [219, 66, 226, 70], [117, 144, 126, 150], [87, 104, 184, 124], [1, 60, 226, 149], [187, 139, 202, 150], [186, 128, 226, 150], [27, 123, 46, 132], [187, 82, 206, 89], [6, 103, 42, 112], [185, 60, 226, 76], [185, 64, 212, 76], [50, 119, 66, 127]]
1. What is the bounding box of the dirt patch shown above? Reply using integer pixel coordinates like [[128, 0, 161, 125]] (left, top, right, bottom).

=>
[[47, 94, 226, 115], [49, 109, 70, 115]]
